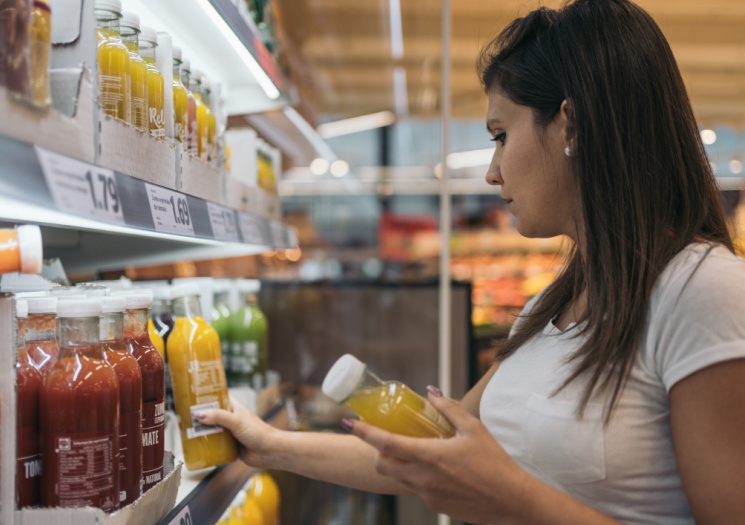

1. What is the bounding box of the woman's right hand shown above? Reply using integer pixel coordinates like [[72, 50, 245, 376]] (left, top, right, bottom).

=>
[[194, 395, 280, 468]]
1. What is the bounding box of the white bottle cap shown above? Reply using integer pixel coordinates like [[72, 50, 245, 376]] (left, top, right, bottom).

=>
[[170, 283, 200, 299], [172, 47, 182, 61], [140, 26, 158, 45], [94, 0, 122, 13], [181, 58, 191, 72], [16, 299, 28, 319], [49, 288, 88, 298], [100, 295, 126, 313], [26, 296, 57, 315], [322, 354, 367, 403], [202, 79, 211, 91], [121, 292, 151, 309], [237, 279, 260, 294], [16, 225, 43, 274], [57, 298, 102, 318], [152, 285, 172, 301], [191, 69, 202, 82], [120, 10, 140, 30]]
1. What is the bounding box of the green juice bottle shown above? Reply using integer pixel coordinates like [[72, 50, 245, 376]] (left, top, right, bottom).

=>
[[228, 280, 267, 390], [211, 282, 233, 370]]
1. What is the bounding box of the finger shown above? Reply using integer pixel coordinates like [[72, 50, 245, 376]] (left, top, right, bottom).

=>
[[426, 386, 479, 432], [345, 419, 423, 461], [194, 407, 241, 432]]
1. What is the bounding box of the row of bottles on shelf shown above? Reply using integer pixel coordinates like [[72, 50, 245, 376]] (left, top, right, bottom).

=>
[[219, 470, 281, 525]]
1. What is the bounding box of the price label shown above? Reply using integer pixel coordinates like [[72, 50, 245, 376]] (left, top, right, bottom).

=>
[[36, 147, 125, 224], [144, 183, 195, 236], [270, 221, 288, 248], [166, 505, 192, 525], [207, 202, 239, 242], [238, 212, 269, 246]]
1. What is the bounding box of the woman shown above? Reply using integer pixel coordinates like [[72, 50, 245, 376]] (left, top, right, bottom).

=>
[[197, 1, 745, 522]]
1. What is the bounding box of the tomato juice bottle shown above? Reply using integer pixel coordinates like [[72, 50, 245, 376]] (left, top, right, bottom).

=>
[[172, 48, 189, 145], [100, 296, 142, 506], [95, 0, 130, 123], [140, 27, 165, 141], [119, 11, 148, 133], [22, 295, 59, 373], [41, 298, 120, 512], [167, 283, 237, 471], [15, 299, 42, 508], [122, 293, 165, 492]]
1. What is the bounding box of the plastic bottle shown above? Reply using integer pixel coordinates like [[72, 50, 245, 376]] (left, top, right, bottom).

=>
[[322, 354, 455, 439], [181, 59, 198, 156], [0, 225, 42, 275], [139, 27, 165, 140], [172, 47, 189, 144], [121, 293, 165, 492], [100, 296, 143, 507], [15, 299, 42, 508], [23, 295, 59, 373], [149, 318, 165, 359], [150, 286, 175, 412], [95, 0, 130, 122], [41, 298, 120, 511], [228, 280, 267, 390], [167, 283, 237, 470], [200, 78, 217, 162], [119, 11, 148, 132], [29, 0, 51, 107], [190, 69, 208, 161]]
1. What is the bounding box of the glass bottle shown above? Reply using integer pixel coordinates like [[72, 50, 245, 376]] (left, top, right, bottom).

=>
[[167, 283, 237, 471], [181, 58, 198, 156], [190, 69, 208, 161], [150, 286, 175, 412], [41, 298, 120, 511], [94, 0, 130, 122], [23, 295, 59, 373], [29, 0, 51, 107], [139, 26, 165, 140], [228, 280, 267, 390], [100, 296, 143, 507], [322, 354, 455, 439], [119, 11, 148, 132], [211, 283, 232, 370], [172, 47, 189, 145], [200, 77, 217, 162]]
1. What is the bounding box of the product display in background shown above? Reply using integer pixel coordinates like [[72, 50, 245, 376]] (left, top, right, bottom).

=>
[[227, 279, 268, 391]]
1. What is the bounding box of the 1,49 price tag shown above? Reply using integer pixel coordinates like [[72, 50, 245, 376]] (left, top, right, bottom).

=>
[[144, 183, 195, 236], [207, 202, 239, 242], [36, 146, 125, 224]]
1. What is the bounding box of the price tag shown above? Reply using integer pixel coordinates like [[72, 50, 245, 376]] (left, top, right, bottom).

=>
[[36, 146, 125, 224], [166, 505, 193, 525], [207, 202, 239, 242], [238, 212, 269, 246], [144, 183, 195, 236], [270, 221, 288, 248]]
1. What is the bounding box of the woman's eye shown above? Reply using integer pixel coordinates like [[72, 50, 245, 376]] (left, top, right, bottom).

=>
[[491, 132, 506, 146]]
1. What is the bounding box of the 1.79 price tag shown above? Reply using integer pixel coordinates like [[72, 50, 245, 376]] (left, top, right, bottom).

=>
[[36, 146, 125, 224], [207, 202, 239, 242], [144, 183, 195, 236]]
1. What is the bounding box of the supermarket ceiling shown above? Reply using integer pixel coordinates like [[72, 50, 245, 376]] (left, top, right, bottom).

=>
[[274, 0, 745, 127]]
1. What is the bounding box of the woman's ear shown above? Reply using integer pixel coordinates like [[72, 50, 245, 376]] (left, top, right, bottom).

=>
[[560, 99, 576, 146]]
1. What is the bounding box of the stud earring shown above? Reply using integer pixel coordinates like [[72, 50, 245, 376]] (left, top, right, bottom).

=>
[[564, 145, 573, 157]]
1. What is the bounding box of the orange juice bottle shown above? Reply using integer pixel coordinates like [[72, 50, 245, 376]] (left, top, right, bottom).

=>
[[190, 70, 208, 161], [181, 59, 198, 156], [322, 354, 455, 439], [119, 12, 148, 132], [148, 318, 165, 359], [95, 0, 130, 122], [29, 0, 51, 107], [200, 78, 217, 162], [166, 283, 237, 470], [139, 26, 165, 141], [172, 47, 189, 144]]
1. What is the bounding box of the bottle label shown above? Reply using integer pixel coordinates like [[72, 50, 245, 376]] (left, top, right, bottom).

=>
[[98, 74, 125, 113], [142, 400, 165, 491], [17, 424, 41, 507], [149, 107, 165, 138], [118, 409, 142, 504], [46, 431, 118, 512], [131, 97, 148, 131], [230, 341, 258, 373], [186, 401, 224, 439]]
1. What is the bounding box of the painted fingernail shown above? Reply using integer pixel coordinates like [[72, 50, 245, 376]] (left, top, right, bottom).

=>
[[427, 385, 443, 397], [340, 418, 354, 432], [193, 411, 206, 420]]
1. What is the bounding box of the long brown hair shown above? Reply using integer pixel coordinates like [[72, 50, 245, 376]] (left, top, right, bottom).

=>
[[479, 0, 734, 418]]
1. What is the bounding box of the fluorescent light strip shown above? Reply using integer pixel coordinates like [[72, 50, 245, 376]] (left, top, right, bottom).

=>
[[196, 0, 280, 100], [389, 0, 404, 59], [393, 67, 409, 116], [283, 107, 338, 161], [447, 147, 494, 169], [317, 111, 396, 138]]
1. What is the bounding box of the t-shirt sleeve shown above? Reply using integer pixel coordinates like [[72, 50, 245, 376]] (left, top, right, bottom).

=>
[[652, 248, 745, 392]]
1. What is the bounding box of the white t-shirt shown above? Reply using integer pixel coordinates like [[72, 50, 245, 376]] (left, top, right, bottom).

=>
[[480, 243, 745, 524]]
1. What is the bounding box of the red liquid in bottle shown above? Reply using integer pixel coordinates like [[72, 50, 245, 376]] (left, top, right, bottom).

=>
[[17, 318, 42, 508], [26, 338, 59, 373]]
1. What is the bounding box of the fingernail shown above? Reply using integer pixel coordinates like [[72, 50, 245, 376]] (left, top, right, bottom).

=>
[[427, 385, 443, 397], [193, 411, 206, 420], [340, 418, 354, 432]]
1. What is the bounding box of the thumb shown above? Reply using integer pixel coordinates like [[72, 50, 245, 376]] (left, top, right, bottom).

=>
[[194, 407, 241, 433], [426, 385, 478, 433]]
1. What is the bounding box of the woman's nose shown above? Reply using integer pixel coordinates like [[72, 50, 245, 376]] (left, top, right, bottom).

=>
[[485, 163, 502, 186]]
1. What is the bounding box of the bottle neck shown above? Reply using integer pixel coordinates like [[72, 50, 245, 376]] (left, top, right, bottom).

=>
[[173, 296, 202, 318], [343, 367, 385, 403], [58, 317, 100, 348], [181, 70, 191, 90], [202, 90, 211, 108], [150, 298, 172, 318], [214, 292, 230, 308], [119, 28, 139, 52], [95, 10, 121, 33], [140, 40, 156, 62], [124, 308, 149, 339], [172, 58, 182, 79], [189, 79, 201, 98], [24, 313, 56, 342], [100, 312, 124, 342], [245, 293, 258, 306]]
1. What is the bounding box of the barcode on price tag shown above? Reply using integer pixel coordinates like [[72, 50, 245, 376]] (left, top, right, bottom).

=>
[[36, 146, 125, 224], [166, 504, 193, 525], [238, 212, 269, 245], [207, 202, 239, 242], [144, 183, 195, 236]]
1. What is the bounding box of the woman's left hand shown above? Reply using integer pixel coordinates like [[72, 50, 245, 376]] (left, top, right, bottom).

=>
[[345, 386, 530, 524]]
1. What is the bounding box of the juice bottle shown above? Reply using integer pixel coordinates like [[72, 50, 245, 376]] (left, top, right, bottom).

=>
[[150, 286, 175, 412], [121, 293, 165, 492], [200, 77, 217, 162], [228, 280, 267, 390], [148, 319, 165, 359], [244, 471, 280, 525], [181, 59, 198, 156], [100, 296, 143, 507], [29, 0, 51, 107], [95, 0, 130, 123], [15, 299, 42, 508], [41, 298, 120, 511], [167, 283, 237, 470], [172, 47, 189, 145], [23, 295, 59, 373], [139, 27, 165, 140], [0, 225, 42, 274], [211, 283, 232, 369], [225, 143, 231, 173], [119, 11, 148, 132], [190, 69, 208, 161], [322, 354, 455, 439]]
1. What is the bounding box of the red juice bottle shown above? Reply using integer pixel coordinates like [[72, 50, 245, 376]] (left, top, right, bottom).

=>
[[100, 296, 143, 506], [15, 299, 42, 508], [23, 295, 59, 373], [41, 298, 120, 512], [122, 293, 165, 492]]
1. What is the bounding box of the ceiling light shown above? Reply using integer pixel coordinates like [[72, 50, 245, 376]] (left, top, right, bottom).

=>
[[730, 159, 742, 174], [389, 0, 404, 59], [393, 67, 408, 116], [701, 129, 717, 145], [317, 111, 396, 138], [446, 148, 495, 169], [330, 160, 350, 178], [310, 158, 329, 175]]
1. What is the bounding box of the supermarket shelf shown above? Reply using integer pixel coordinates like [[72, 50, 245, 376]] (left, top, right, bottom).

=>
[[0, 134, 297, 273], [158, 401, 287, 525]]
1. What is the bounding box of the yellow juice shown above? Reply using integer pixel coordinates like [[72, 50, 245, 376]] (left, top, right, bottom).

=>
[[122, 41, 147, 131], [173, 75, 188, 143], [344, 383, 455, 438], [96, 28, 130, 122], [144, 58, 165, 140], [29, 0, 51, 107], [207, 107, 216, 162], [148, 318, 165, 359], [194, 93, 208, 161]]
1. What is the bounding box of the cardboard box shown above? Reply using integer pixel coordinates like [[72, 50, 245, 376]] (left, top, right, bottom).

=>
[[178, 147, 225, 203]]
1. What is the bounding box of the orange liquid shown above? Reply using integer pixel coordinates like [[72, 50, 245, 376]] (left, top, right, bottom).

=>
[[167, 315, 237, 470], [123, 41, 148, 132], [186, 92, 197, 155], [205, 104, 216, 161], [173, 75, 188, 143], [29, 1, 51, 106], [148, 318, 165, 359], [96, 28, 130, 122], [194, 93, 208, 161], [0, 229, 21, 274], [144, 57, 165, 140]]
